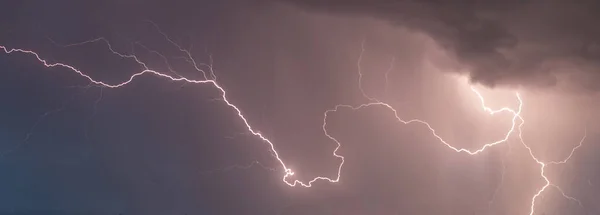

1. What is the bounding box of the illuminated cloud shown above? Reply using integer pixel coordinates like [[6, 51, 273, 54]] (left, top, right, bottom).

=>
[[278, 0, 600, 91]]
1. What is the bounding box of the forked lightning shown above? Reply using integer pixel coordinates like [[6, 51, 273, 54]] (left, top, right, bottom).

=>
[[0, 28, 587, 214]]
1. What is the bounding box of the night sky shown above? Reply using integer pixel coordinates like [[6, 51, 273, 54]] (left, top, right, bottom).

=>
[[1, 0, 599, 214]]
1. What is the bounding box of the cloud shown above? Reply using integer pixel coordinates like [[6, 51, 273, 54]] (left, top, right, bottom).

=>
[[276, 0, 600, 91]]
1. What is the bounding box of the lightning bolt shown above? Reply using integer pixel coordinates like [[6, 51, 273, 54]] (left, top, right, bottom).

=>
[[348, 42, 586, 214], [518, 122, 586, 214], [0, 27, 588, 214], [1, 37, 315, 187]]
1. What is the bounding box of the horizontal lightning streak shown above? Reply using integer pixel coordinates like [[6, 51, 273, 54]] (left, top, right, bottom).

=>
[[0, 31, 588, 214]]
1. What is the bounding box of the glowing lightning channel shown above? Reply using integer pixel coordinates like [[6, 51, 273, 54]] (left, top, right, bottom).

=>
[[0, 41, 317, 185], [354, 42, 521, 155], [314, 43, 523, 189], [133, 41, 183, 78], [350, 42, 586, 214], [517, 120, 586, 214], [0, 30, 588, 214], [145, 20, 217, 81], [357, 39, 375, 102]]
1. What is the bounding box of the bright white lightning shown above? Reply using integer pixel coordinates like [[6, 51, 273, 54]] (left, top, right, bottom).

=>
[[346, 42, 586, 214], [517, 120, 586, 214], [0, 29, 588, 214]]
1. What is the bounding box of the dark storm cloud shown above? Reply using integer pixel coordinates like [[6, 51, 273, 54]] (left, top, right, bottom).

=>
[[277, 0, 600, 91]]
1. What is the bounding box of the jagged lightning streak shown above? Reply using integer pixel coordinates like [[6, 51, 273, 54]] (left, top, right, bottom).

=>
[[145, 20, 217, 81], [0, 30, 587, 214], [351, 42, 586, 214], [133, 41, 183, 78], [354, 42, 521, 154], [0, 41, 311, 184], [517, 120, 586, 214], [357, 39, 373, 101]]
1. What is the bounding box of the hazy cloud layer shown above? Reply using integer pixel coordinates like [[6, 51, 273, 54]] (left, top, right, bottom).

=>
[[278, 0, 600, 91]]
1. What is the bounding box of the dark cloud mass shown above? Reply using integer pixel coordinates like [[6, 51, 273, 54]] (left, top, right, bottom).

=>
[[278, 0, 600, 91]]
